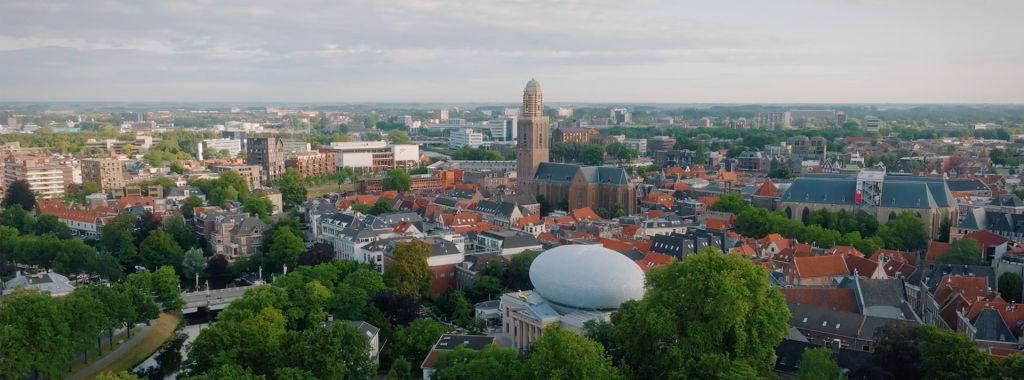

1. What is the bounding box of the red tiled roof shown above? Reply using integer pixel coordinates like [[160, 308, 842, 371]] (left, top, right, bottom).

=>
[[514, 215, 541, 229], [793, 255, 849, 278], [782, 288, 860, 313], [36, 199, 67, 213], [622, 225, 641, 236], [54, 209, 101, 224], [393, 221, 414, 233], [963, 230, 1012, 248], [647, 210, 663, 218], [536, 231, 557, 242], [441, 213, 479, 227], [925, 242, 951, 261], [753, 180, 780, 197], [845, 255, 881, 277], [697, 196, 720, 207], [731, 244, 757, 256], [570, 207, 601, 221], [828, 245, 864, 258], [719, 171, 738, 182], [706, 219, 731, 230], [381, 190, 399, 198]]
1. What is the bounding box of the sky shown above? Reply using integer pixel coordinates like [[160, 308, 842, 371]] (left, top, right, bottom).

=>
[[0, 0, 1021, 103]]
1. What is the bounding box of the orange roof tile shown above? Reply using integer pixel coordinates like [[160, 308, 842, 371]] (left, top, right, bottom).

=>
[[54, 209, 101, 224], [845, 255, 881, 277], [570, 207, 601, 221], [622, 225, 641, 236], [926, 242, 952, 261], [731, 244, 757, 256], [719, 171, 738, 182], [793, 255, 849, 278], [647, 210, 663, 218], [381, 190, 399, 198], [706, 219, 731, 230], [514, 215, 541, 229], [537, 232, 557, 242], [753, 180, 780, 197], [697, 196, 720, 207], [828, 245, 864, 258]]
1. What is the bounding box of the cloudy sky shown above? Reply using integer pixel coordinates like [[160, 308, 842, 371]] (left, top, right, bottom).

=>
[[1, 0, 1021, 103]]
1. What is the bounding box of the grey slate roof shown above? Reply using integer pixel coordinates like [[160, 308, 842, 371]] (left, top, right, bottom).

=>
[[970, 309, 1016, 343], [989, 194, 1024, 207], [230, 216, 270, 235], [479, 230, 541, 249], [946, 179, 990, 192], [959, 208, 989, 230], [781, 177, 858, 205], [894, 176, 955, 207], [501, 194, 538, 205], [774, 339, 872, 374], [580, 166, 631, 185], [787, 302, 864, 338], [433, 197, 459, 208], [167, 186, 204, 198], [475, 200, 499, 215], [3, 273, 75, 295], [340, 227, 380, 241], [449, 189, 479, 200], [495, 202, 518, 218], [879, 181, 937, 209], [349, 321, 380, 338], [321, 213, 361, 229], [364, 213, 422, 229], [534, 162, 580, 183], [432, 334, 498, 351]]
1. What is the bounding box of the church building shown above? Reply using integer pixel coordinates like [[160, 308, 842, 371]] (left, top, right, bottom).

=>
[[516, 79, 637, 215]]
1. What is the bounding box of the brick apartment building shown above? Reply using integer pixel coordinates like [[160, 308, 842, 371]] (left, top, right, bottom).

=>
[[82, 159, 125, 191], [285, 152, 336, 178]]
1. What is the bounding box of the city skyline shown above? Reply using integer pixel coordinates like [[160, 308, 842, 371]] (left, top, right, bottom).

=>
[[1, 0, 1022, 103]]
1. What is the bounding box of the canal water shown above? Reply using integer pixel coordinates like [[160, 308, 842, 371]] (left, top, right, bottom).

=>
[[132, 310, 219, 380]]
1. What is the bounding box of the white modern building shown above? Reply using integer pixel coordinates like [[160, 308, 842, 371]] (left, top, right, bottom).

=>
[[450, 129, 484, 149], [486, 117, 517, 142], [322, 142, 420, 171], [197, 138, 243, 160]]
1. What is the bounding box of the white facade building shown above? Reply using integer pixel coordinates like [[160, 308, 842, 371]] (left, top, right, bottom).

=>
[[450, 129, 484, 149], [623, 138, 647, 154], [197, 138, 242, 160], [282, 140, 312, 153], [323, 142, 420, 171], [486, 117, 517, 142]]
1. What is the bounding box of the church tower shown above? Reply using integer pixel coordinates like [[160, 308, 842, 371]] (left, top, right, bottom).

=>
[[517, 78, 550, 194]]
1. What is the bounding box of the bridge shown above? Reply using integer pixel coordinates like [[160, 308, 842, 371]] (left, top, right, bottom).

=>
[[181, 285, 258, 314]]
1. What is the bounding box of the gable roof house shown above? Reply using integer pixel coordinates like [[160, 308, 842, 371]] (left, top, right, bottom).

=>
[[786, 255, 850, 286], [421, 335, 503, 380]]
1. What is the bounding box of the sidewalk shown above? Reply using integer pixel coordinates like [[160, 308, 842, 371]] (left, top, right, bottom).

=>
[[66, 323, 154, 380]]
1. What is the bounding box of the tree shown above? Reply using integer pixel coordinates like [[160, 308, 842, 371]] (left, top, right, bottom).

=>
[[876, 211, 929, 251], [1000, 354, 1024, 380], [295, 243, 334, 268], [139, 229, 184, 271], [502, 250, 540, 290], [206, 254, 229, 276], [122, 143, 134, 155], [371, 289, 421, 326], [2, 179, 37, 211], [610, 248, 790, 379], [999, 272, 1023, 303], [389, 130, 411, 144], [0, 288, 75, 379], [694, 144, 708, 165], [796, 347, 842, 380], [207, 185, 238, 208], [182, 248, 206, 279], [580, 144, 605, 166], [536, 194, 552, 217], [96, 371, 143, 380], [128, 266, 186, 310], [165, 215, 198, 250], [384, 240, 435, 297], [618, 147, 639, 162], [465, 275, 504, 304], [0, 204, 35, 234], [383, 169, 413, 192], [392, 318, 452, 367], [852, 321, 925, 380], [243, 191, 275, 219], [63, 287, 105, 364], [386, 356, 412, 380], [920, 325, 996, 380], [596, 207, 611, 219], [279, 168, 308, 210], [34, 213, 69, 235], [134, 211, 164, 247], [938, 216, 952, 243], [101, 212, 138, 267], [612, 203, 627, 218], [430, 344, 520, 380], [277, 321, 377, 380], [708, 191, 749, 215], [369, 201, 397, 216], [269, 228, 305, 271], [937, 238, 984, 265], [767, 166, 795, 179], [181, 195, 204, 219], [520, 325, 621, 380]]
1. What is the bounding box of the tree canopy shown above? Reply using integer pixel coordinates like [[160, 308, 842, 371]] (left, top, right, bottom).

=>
[[938, 238, 985, 265], [384, 240, 435, 297], [382, 169, 413, 192]]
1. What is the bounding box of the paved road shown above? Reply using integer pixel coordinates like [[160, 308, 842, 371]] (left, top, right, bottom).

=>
[[65, 323, 154, 380]]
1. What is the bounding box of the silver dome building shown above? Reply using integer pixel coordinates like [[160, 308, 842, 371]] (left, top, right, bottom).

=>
[[499, 245, 646, 349], [529, 245, 646, 310]]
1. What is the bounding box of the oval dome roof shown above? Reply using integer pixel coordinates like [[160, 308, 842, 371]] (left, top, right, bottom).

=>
[[525, 78, 541, 89], [529, 245, 645, 310]]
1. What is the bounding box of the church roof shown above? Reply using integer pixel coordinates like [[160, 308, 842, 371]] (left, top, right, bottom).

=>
[[534, 162, 580, 183], [525, 78, 541, 88], [580, 166, 631, 185]]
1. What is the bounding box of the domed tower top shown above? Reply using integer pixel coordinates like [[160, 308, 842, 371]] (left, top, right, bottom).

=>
[[523, 78, 543, 117]]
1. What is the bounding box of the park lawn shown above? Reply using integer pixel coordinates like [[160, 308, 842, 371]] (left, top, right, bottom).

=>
[[61, 327, 142, 375], [73, 312, 182, 380]]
